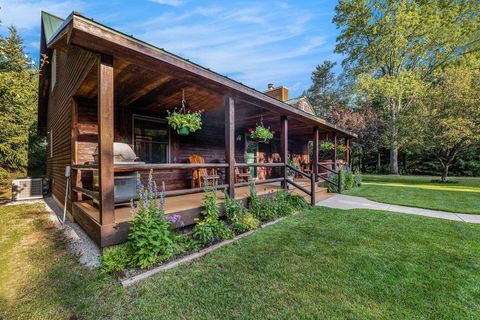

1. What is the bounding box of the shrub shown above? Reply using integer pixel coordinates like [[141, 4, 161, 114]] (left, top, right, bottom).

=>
[[0, 167, 10, 189], [224, 191, 259, 234], [128, 172, 178, 269], [249, 190, 308, 223], [248, 181, 261, 219], [100, 243, 134, 274], [175, 235, 200, 255], [327, 171, 361, 193], [353, 174, 362, 188], [343, 171, 354, 190], [192, 187, 234, 245]]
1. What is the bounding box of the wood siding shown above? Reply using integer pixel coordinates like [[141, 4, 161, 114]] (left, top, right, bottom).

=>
[[46, 45, 96, 209]]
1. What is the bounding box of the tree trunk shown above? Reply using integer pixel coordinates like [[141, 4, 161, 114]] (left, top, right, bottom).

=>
[[377, 152, 381, 173], [441, 164, 449, 182], [390, 147, 399, 175]]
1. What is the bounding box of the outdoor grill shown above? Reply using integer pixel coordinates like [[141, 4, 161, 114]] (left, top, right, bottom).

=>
[[93, 142, 144, 205]]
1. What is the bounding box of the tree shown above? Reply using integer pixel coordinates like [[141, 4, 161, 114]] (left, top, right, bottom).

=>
[[0, 24, 42, 174], [306, 60, 342, 116], [334, 0, 480, 174], [421, 59, 480, 181], [327, 105, 384, 172]]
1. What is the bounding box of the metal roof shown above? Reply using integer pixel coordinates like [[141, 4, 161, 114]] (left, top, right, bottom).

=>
[[41, 11, 64, 43]]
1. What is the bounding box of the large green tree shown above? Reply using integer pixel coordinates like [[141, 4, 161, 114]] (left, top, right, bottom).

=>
[[334, 0, 480, 174], [0, 25, 42, 174], [306, 60, 341, 116], [421, 57, 480, 181]]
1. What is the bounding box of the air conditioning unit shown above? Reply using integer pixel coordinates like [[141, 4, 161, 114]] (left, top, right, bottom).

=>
[[12, 178, 44, 201]]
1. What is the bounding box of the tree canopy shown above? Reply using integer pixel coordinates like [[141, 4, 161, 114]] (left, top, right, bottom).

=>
[[0, 25, 44, 174]]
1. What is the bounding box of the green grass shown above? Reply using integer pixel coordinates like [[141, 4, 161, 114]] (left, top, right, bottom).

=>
[[346, 175, 480, 215], [2, 204, 480, 319]]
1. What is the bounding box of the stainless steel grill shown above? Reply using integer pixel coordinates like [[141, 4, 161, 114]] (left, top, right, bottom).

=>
[[93, 143, 144, 205]]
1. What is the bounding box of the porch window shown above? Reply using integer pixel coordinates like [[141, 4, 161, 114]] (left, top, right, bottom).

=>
[[133, 115, 169, 163]]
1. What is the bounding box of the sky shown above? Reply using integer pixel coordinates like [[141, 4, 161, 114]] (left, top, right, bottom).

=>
[[0, 0, 343, 97]]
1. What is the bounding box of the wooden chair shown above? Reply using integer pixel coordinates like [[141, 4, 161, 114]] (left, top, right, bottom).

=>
[[188, 154, 219, 188], [235, 166, 251, 183]]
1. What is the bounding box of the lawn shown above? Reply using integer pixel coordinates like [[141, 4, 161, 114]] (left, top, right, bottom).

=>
[[346, 175, 480, 215], [1, 203, 480, 319]]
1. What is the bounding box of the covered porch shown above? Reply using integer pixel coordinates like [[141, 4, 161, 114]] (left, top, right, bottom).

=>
[[57, 14, 354, 247]]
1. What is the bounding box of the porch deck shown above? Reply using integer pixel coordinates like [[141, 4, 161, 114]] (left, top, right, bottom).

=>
[[71, 181, 330, 246]]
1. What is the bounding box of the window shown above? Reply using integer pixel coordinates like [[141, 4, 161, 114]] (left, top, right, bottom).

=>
[[133, 115, 169, 163]]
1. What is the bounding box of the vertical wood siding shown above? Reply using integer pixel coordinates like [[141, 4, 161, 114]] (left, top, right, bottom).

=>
[[47, 46, 97, 208]]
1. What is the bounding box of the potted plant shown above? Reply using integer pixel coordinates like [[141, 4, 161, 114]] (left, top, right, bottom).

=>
[[248, 124, 274, 142], [167, 109, 202, 135], [287, 159, 297, 182], [167, 89, 202, 135]]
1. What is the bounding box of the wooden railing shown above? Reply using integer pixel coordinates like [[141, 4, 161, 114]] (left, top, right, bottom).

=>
[[317, 162, 342, 193], [71, 161, 341, 208]]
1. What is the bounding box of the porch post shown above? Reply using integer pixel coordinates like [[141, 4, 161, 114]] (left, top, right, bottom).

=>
[[225, 96, 235, 198], [310, 128, 319, 205], [98, 55, 115, 226], [333, 132, 337, 171], [280, 116, 288, 190], [346, 138, 351, 167], [313, 127, 319, 181]]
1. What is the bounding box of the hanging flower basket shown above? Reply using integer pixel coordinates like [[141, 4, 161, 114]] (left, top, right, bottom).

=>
[[248, 124, 274, 142], [166, 90, 202, 135]]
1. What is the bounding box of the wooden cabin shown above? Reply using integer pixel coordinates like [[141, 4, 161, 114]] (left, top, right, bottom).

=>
[[38, 11, 356, 247]]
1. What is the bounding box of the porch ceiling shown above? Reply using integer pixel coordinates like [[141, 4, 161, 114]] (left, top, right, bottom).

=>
[[62, 12, 355, 139]]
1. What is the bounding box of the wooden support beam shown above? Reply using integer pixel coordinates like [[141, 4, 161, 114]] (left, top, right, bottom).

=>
[[225, 96, 235, 198], [346, 138, 351, 167], [313, 127, 319, 182], [98, 55, 115, 226], [280, 116, 288, 190], [333, 132, 337, 171], [71, 99, 81, 202], [311, 127, 319, 205]]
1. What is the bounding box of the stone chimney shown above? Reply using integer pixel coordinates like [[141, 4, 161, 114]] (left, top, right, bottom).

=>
[[265, 83, 289, 101]]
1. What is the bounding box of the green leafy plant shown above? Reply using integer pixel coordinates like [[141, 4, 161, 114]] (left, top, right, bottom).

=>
[[287, 159, 298, 177], [128, 172, 178, 269], [166, 109, 202, 134], [249, 124, 274, 142], [336, 144, 347, 159], [343, 171, 354, 190], [327, 171, 361, 193], [192, 187, 233, 245], [248, 181, 261, 219], [320, 141, 334, 151], [224, 191, 259, 234], [100, 243, 134, 274]]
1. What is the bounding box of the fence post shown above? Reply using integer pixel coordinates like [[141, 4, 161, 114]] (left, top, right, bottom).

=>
[[310, 172, 316, 205], [337, 169, 342, 194]]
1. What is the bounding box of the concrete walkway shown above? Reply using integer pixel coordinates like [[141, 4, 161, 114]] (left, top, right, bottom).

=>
[[317, 194, 480, 224]]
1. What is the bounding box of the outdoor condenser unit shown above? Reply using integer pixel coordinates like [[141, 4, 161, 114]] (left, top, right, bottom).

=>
[[12, 178, 43, 200]]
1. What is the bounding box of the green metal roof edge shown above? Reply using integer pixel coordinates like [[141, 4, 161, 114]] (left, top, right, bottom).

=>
[[47, 11, 357, 138], [41, 11, 65, 43]]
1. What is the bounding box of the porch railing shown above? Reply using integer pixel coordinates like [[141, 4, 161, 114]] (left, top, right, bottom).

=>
[[70, 160, 342, 211]]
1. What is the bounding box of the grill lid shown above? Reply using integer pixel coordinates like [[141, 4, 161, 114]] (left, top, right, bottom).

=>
[[93, 142, 138, 163]]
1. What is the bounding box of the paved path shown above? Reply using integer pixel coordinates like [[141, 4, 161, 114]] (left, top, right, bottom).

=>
[[317, 194, 480, 224]]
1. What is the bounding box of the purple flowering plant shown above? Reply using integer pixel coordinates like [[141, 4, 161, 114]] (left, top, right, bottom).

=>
[[128, 170, 179, 269]]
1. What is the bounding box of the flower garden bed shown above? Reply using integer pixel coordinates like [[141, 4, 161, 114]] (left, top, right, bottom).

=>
[[101, 172, 309, 283]]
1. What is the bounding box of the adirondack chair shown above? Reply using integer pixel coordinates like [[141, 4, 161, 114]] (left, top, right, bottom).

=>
[[188, 154, 219, 188]]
